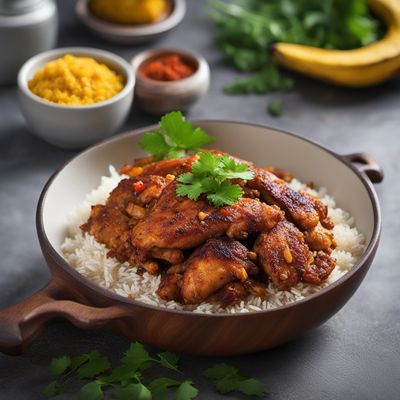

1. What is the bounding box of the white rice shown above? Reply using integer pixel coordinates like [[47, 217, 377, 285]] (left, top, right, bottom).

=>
[[61, 166, 365, 314]]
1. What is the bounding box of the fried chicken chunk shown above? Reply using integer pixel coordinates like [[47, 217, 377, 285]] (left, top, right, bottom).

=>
[[254, 220, 336, 290], [157, 273, 183, 302], [81, 205, 130, 251], [254, 220, 312, 290], [81, 175, 172, 273], [303, 251, 336, 284], [249, 168, 321, 230], [131, 182, 284, 251], [181, 238, 258, 304], [304, 224, 336, 252]]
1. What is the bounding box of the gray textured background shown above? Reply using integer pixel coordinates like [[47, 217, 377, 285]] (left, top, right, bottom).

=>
[[0, 1, 399, 399]]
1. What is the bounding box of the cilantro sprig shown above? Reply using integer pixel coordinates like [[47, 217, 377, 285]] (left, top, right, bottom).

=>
[[204, 363, 266, 398], [44, 342, 266, 399], [139, 111, 213, 160], [44, 342, 194, 400], [176, 151, 254, 207]]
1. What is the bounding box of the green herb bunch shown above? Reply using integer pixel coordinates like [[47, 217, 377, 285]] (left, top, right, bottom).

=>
[[139, 112, 254, 207], [139, 111, 213, 160], [210, 0, 383, 104], [176, 151, 254, 207]]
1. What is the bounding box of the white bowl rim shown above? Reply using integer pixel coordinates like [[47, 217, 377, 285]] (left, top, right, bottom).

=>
[[37, 120, 382, 317], [17, 47, 135, 110], [75, 0, 186, 37], [131, 48, 210, 87]]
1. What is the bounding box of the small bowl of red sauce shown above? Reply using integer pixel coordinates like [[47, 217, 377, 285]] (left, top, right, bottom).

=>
[[131, 48, 210, 114]]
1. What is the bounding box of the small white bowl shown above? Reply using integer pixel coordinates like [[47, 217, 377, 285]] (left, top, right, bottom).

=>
[[18, 47, 135, 149], [131, 48, 210, 115], [76, 0, 186, 44]]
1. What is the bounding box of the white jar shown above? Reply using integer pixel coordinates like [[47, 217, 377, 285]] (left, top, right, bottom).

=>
[[0, 0, 57, 85]]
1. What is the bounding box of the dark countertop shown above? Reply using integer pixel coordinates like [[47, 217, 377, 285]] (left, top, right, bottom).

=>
[[0, 1, 399, 399]]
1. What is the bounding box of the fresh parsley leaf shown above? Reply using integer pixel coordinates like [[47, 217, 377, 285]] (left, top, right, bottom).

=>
[[157, 352, 180, 373], [176, 178, 205, 201], [215, 377, 265, 397], [176, 172, 195, 184], [77, 352, 110, 379], [191, 151, 221, 176], [70, 354, 92, 370], [49, 356, 71, 375], [79, 381, 104, 400], [139, 132, 170, 158], [114, 383, 152, 400], [149, 378, 181, 400], [224, 64, 293, 95], [173, 381, 199, 400], [219, 155, 254, 179], [204, 363, 266, 398], [122, 342, 154, 371], [238, 378, 266, 398], [166, 148, 187, 160], [206, 180, 244, 207], [160, 112, 212, 151], [99, 365, 141, 385], [43, 381, 62, 398], [203, 363, 238, 380], [267, 100, 283, 117], [215, 375, 240, 394], [139, 112, 213, 160], [176, 152, 253, 207]]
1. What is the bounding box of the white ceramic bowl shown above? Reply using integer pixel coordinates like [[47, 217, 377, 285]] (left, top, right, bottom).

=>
[[18, 47, 135, 149], [76, 0, 186, 44], [131, 48, 210, 114]]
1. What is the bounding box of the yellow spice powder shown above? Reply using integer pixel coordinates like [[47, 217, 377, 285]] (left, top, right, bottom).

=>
[[89, 0, 167, 25], [28, 54, 124, 106]]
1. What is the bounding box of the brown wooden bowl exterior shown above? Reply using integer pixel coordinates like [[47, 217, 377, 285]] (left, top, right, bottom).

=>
[[39, 238, 378, 356], [0, 123, 382, 356]]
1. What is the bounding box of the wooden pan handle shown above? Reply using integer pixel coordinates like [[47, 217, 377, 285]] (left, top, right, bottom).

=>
[[342, 152, 384, 183], [0, 279, 130, 355]]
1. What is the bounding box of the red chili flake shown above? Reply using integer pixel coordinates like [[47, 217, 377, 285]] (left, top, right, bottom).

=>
[[133, 181, 145, 193], [141, 55, 195, 81]]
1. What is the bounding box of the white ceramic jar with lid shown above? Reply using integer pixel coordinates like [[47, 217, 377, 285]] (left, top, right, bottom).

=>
[[0, 0, 57, 85]]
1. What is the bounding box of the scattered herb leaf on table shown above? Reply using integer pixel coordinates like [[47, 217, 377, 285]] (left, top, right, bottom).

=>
[[44, 341, 266, 399]]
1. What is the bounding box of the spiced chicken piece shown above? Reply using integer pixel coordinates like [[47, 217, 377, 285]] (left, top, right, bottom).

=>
[[248, 168, 321, 230], [131, 182, 284, 252], [81, 205, 130, 251], [254, 220, 312, 290], [157, 273, 183, 302], [209, 282, 249, 307], [254, 220, 336, 290], [304, 223, 336, 252], [81, 175, 170, 247], [303, 251, 336, 284], [81, 175, 173, 274], [181, 238, 258, 304]]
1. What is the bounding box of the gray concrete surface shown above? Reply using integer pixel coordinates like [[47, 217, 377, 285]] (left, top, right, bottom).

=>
[[0, 1, 399, 399]]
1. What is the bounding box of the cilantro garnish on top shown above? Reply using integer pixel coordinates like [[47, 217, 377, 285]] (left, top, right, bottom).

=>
[[176, 152, 254, 207], [139, 111, 213, 160]]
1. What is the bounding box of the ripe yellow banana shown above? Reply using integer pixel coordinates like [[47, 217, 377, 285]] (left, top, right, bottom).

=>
[[271, 0, 400, 87]]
